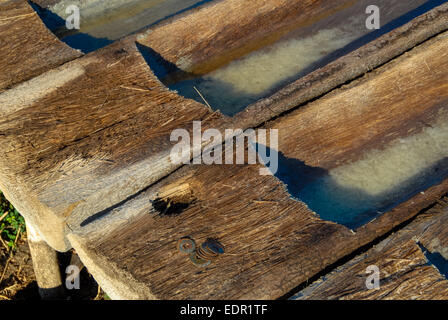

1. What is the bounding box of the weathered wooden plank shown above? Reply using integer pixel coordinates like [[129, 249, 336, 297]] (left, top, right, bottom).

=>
[[0, 0, 81, 92], [0, 0, 446, 253], [292, 198, 448, 300], [0, 37, 216, 251], [67, 32, 448, 299]]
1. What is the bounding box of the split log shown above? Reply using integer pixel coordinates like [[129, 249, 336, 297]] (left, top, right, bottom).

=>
[[66, 31, 448, 299], [26, 221, 65, 299], [0, 0, 446, 253]]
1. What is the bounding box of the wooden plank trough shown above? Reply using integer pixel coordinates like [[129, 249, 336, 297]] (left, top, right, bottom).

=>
[[0, 0, 447, 299]]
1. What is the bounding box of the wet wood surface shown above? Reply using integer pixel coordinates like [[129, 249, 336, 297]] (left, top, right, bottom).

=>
[[292, 198, 448, 300], [0, 0, 81, 92], [137, 0, 358, 74], [264, 33, 448, 170], [67, 31, 448, 299], [138, 1, 448, 123]]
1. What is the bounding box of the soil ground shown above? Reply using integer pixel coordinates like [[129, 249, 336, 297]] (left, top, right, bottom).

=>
[[0, 234, 107, 300]]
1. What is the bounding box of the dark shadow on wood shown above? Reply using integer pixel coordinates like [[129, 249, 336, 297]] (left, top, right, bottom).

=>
[[151, 197, 196, 216], [136, 42, 190, 80], [28, 0, 65, 31], [38, 285, 65, 300], [12, 281, 40, 300]]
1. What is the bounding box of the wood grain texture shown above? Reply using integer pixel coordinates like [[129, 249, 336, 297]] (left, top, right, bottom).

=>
[[0, 0, 81, 92], [0, 38, 215, 250], [293, 198, 448, 300], [0, 0, 444, 253], [66, 32, 448, 299], [69, 170, 448, 299]]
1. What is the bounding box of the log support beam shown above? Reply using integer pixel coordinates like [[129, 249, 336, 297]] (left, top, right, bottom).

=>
[[26, 221, 65, 300]]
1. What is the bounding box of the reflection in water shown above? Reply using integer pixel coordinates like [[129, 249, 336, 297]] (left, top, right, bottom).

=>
[[266, 120, 448, 230], [146, 0, 446, 116]]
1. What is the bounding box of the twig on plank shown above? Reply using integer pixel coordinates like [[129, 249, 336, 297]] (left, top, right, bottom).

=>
[[94, 285, 102, 300], [193, 86, 213, 112], [13, 226, 21, 248], [252, 200, 279, 204], [120, 85, 153, 93]]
